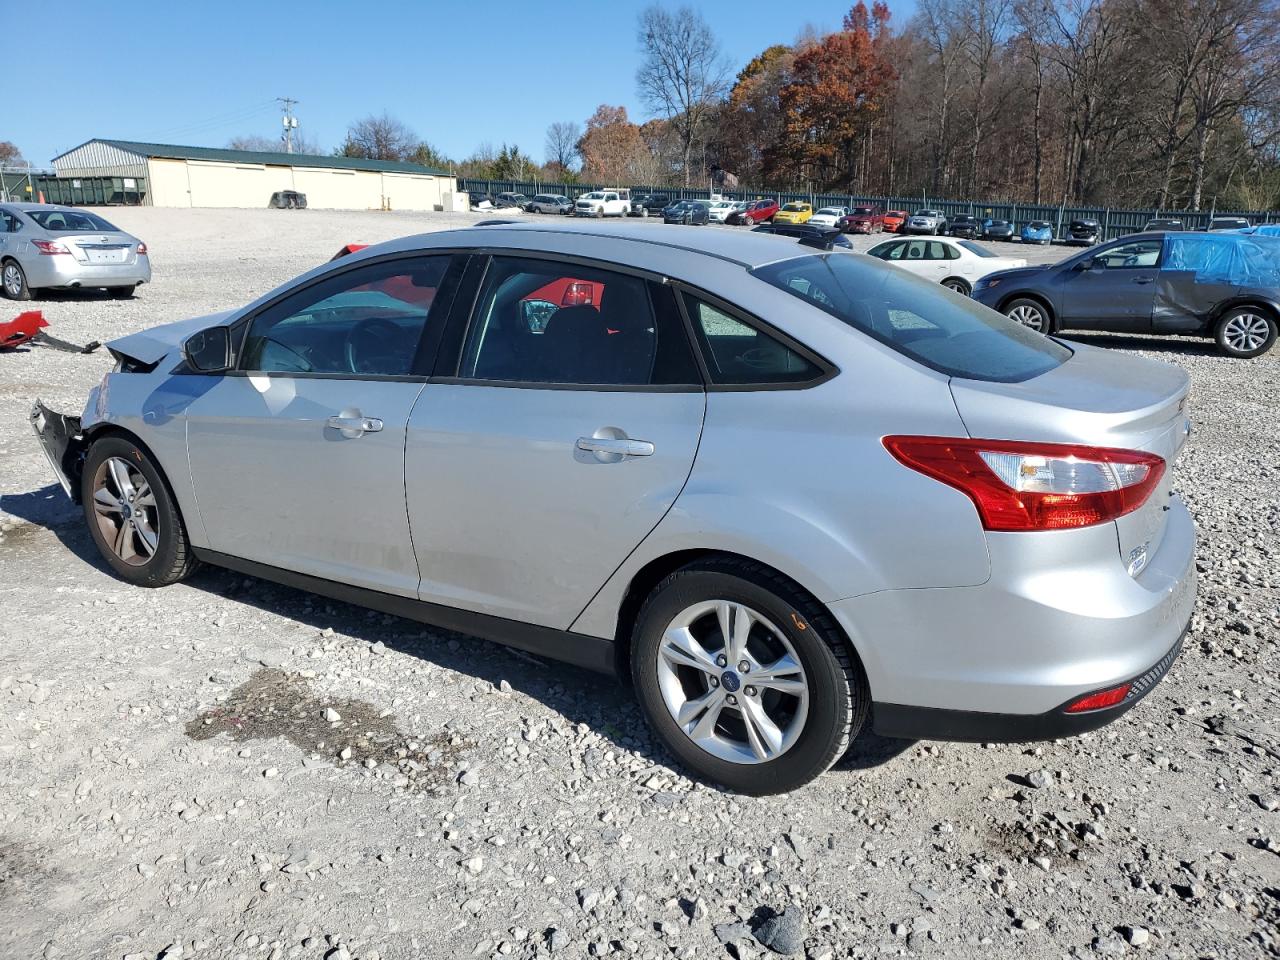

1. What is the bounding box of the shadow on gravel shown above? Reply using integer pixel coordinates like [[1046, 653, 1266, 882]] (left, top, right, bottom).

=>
[[1059, 332, 1218, 356], [0, 483, 105, 569]]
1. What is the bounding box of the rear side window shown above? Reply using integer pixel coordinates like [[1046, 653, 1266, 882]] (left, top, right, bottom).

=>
[[751, 254, 1070, 383], [683, 294, 822, 385]]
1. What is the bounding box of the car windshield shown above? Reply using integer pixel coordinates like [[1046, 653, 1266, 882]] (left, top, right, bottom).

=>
[[1028, 222, 1051, 229], [751, 254, 1071, 382], [583, 193, 604, 200], [958, 241, 997, 258], [851, 208, 874, 215], [953, 216, 974, 223], [816, 208, 842, 216], [26, 209, 120, 232], [914, 210, 937, 216], [989, 221, 1008, 227], [782, 204, 806, 211]]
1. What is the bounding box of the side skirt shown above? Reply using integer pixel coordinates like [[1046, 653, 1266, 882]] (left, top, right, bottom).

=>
[[193, 549, 618, 676]]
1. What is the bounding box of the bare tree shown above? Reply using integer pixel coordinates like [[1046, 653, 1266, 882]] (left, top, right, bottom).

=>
[[229, 132, 320, 155], [960, 0, 1014, 195], [545, 121, 581, 172], [637, 5, 731, 186], [339, 113, 418, 161], [914, 0, 968, 195]]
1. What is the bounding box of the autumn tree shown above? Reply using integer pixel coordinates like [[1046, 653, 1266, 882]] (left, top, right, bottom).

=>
[[710, 44, 794, 185], [0, 141, 26, 166], [577, 105, 646, 184]]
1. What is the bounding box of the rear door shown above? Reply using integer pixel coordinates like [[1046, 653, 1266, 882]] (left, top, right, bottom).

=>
[[1060, 238, 1161, 330], [405, 254, 705, 628]]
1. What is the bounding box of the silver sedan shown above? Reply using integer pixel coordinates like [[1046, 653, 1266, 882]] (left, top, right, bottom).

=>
[[32, 221, 1195, 794], [0, 202, 150, 299]]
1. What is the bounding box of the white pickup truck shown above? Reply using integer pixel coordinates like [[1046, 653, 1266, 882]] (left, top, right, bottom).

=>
[[574, 189, 631, 218]]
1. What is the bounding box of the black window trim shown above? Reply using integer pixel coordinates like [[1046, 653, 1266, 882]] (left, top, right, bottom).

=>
[[1092, 236, 1166, 270], [220, 249, 468, 382]]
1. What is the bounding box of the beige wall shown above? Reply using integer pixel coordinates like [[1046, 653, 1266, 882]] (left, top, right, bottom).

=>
[[146, 157, 451, 210]]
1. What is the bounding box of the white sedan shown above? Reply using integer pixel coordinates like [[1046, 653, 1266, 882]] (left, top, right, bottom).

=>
[[865, 235, 1026, 295], [808, 206, 849, 229]]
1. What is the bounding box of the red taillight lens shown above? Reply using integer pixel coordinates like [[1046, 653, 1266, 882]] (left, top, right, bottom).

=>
[[883, 436, 1165, 532], [136, 242, 148, 256], [32, 239, 70, 255], [1064, 683, 1131, 713], [561, 281, 594, 307]]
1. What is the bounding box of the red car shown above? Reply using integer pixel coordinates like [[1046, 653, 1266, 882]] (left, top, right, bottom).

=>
[[838, 206, 885, 234], [883, 210, 908, 233], [726, 198, 779, 226]]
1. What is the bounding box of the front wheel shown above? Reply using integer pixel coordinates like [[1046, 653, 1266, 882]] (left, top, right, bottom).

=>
[[81, 436, 198, 587], [2, 259, 31, 300], [1215, 308, 1277, 358], [1005, 297, 1052, 333], [595, 207, 604, 219], [631, 558, 868, 795]]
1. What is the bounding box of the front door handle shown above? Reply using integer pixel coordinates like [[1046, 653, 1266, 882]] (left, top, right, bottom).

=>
[[1133, 276, 1154, 284], [327, 414, 383, 438], [576, 435, 655, 461]]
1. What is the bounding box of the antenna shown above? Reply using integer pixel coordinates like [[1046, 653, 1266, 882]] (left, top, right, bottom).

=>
[[277, 97, 299, 153]]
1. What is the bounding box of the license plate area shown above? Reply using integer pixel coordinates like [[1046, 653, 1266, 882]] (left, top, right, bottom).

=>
[[82, 246, 128, 264]]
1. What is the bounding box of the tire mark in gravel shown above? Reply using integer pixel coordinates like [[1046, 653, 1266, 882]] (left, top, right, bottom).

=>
[[0, 840, 51, 903], [185, 668, 468, 792]]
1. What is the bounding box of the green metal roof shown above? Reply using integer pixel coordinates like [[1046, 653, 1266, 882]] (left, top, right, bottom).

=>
[[73, 139, 452, 177]]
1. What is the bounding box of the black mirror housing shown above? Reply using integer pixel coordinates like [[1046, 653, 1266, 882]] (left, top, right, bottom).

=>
[[182, 326, 233, 373]]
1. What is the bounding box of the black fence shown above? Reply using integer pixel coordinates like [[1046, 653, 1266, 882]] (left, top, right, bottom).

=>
[[459, 177, 1279, 242]]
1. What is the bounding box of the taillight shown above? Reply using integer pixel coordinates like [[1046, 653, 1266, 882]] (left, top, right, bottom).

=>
[[882, 436, 1165, 532], [32, 239, 70, 255], [561, 281, 594, 307], [136, 242, 148, 256]]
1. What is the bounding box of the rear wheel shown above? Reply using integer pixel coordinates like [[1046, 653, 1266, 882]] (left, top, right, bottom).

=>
[[2, 259, 31, 300], [631, 558, 868, 795], [81, 436, 198, 587], [942, 277, 971, 296], [1215, 307, 1277, 358], [107, 285, 137, 300], [1005, 297, 1052, 334]]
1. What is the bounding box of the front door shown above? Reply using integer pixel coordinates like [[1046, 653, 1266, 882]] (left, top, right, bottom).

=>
[[405, 254, 706, 628], [1060, 238, 1162, 329], [184, 253, 459, 597]]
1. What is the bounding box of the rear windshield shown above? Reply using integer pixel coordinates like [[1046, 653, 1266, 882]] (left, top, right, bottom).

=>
[[27, 209, 119, 232], [958, 240, 997, 257], [751, 254, 1071, 383]]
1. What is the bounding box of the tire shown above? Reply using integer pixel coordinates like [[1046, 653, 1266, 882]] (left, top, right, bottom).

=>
[[743, 216, 754, 226], [630, 557, 869, 795], [80, 435, 199, 587], [108, 285, 137, 300], [1215, 307, 1277, 358], [595, 207, 604, 219], [641, 208, 649, 218], [2, 259, 31, 300], [1005, 297, 1052, 334], [942, 277, 971, 296]]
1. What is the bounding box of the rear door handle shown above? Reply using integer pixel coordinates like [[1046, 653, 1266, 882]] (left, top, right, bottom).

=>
[[576, 436, 654, 460], [327, 414, 383, 437]]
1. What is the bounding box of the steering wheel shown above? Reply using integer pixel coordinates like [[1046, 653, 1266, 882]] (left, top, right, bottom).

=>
[[344, 317, 406, 374], [1122, 255, 1139, 267]]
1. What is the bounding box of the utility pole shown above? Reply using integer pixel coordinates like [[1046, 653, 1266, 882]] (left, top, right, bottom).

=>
[[277, 97, 299, 153]]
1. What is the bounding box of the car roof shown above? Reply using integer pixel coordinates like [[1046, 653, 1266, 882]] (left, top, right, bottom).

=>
[[5, 202, 85, 212]]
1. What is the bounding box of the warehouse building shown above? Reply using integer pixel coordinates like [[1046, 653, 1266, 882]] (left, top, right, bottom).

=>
[[50, 139, 457, 211]]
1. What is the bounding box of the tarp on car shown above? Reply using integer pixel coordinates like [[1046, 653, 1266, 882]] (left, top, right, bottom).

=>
[[1163, 233, 1280, 286], [1242, 223, 1280, 238]]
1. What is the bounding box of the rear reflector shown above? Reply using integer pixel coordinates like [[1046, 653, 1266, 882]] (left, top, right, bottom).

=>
[[1064, 683, 1131, 713], [883, 436, 1165, 531]]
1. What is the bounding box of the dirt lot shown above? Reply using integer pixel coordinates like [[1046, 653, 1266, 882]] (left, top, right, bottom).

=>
[[1, 208, 1277, 960]]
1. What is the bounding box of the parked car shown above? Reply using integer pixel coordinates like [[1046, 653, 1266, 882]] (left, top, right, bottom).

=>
[[706, 200, 738, 223], [466, 191, 494, 210], [630, 194, 671, 217], [772, 202, 814, 225], [1021, 221, 1054, 245], [972, 231, 1280, 357], [529, 194, 573, 215], [1144, 218, 1184, 231], [663, 200, 711, 225], [946, 214, 980, 238], [31, 219, 1197, 794], [494, 192, 531, 210], [981, 219, 1016, 241], [1207, 217, 1250, 232], [0, 203, 150, 300], [866, 235, 1026, 295], [807, 207, 849, 229], [575, 190, 631, 218], [838, 206, 885, 234], [903, 210, 948, 235], [882, 210, 909, 233], [750, 223, 854, 249], [1066, 219, 1101, 245], [269, 190, 307, 210], [725, 199, 779, 225]]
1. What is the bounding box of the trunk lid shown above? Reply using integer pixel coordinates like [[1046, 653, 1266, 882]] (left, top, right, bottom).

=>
[[61, 232, 137, 265], [949, 342, 1191, 574]]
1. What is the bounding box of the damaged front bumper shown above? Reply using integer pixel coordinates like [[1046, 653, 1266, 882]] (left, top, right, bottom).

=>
[[30, 400, 86, 501]]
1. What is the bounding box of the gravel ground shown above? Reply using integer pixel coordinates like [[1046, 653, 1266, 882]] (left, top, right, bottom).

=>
[[1, 208, 1278, 960]]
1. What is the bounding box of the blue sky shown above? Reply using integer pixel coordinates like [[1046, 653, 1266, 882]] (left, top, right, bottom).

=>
[[10, 0, 916, 169]]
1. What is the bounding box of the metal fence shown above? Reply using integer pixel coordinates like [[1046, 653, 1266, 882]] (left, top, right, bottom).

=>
[[459, 177, 1279, 242]]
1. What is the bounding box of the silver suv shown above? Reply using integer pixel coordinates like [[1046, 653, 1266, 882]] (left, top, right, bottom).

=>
[[33, 222, 1196, 794]]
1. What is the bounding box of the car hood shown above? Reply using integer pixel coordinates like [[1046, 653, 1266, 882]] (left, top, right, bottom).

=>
[[107, 310, 237, 365], [980, 264, 1049, 283]]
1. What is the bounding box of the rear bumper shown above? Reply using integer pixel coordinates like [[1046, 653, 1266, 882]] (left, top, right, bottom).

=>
[[23, 255, 150, 289]]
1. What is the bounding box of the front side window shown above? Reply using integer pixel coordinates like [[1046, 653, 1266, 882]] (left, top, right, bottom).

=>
[[459, 256, 697, 386], [1095, 239, 1162, 269], [27, 209, 119, 232], [684, 294, 821, 385], [751, 254, 1071, 383], [241, 256, 450, 376]]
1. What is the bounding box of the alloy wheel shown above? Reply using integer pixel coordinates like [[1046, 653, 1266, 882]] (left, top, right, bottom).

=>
[[91, 456, 159, 566], [3, 264, 22, 297], [1008, 303, 1047, 332], [943, 279, 969, 294], [1222, 312, 1271, 353], [655, 600, 810, 764]]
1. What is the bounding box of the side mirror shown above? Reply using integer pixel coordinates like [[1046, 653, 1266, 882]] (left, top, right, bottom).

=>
[[182, 326, 232, 373], [1073, 257, 1094, 271]]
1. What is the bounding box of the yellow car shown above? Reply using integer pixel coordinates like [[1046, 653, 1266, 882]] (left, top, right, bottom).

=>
[[772, 202, 813, 225]]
